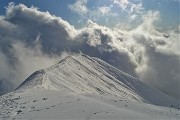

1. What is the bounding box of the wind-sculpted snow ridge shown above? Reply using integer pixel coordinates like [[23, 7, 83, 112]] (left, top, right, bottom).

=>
[[16, 54, 179, 108], [1, 54, 180, 120]]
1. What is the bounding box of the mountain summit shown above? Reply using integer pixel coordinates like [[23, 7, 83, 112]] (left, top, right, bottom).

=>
[[17, 54, 179, 107], [0, 54, 179, 120]]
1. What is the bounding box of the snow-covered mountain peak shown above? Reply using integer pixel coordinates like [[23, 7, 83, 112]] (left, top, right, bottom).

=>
[[1, 54, 180, 120], [17, 54, 139, 99], [16, 54, 179, 108]]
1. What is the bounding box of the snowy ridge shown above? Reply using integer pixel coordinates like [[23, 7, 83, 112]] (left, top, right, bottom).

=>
[[17, 54, 179, 108], [1, 54, 180, 120]]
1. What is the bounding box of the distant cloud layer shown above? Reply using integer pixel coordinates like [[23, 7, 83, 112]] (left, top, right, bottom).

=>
[[0, 3, 179, 100], [68, 0, 144, 26]]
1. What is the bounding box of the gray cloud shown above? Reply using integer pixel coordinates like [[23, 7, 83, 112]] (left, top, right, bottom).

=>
[[0, 3, 179, 100]]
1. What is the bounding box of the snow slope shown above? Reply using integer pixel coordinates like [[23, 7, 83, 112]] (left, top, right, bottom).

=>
[[1, 89, 180, 120], [0, 54, 180, 120], [17, 54, 179, 107]]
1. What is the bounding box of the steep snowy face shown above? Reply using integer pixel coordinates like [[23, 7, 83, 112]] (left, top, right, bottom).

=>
[[17, 55, 141, 101], [17, 54, 179, 107]]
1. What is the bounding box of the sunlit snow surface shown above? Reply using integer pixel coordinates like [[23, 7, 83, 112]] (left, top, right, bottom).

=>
[[0, 55, 179, 120]]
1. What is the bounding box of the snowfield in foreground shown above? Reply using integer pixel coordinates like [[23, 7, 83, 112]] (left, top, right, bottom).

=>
[[0, 54, 180, 120]]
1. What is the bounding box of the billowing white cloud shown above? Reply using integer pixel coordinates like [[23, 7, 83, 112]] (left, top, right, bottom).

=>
[[128, 11, 180, 99], [112, 0, 143, 13], [129, 14, 138, 21], [67, 0, 144, 27], [98, 6, 112, 15], [0, 3, 179, 100], [137, 11, 160, 35], [68, 1, 118, 24], [113, 0, 129, 10], [68, 0, 88, 15], [130, 3, 143, 13]]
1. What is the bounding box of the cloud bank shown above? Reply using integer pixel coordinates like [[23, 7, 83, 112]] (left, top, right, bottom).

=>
[[0, 3, 179, 100]]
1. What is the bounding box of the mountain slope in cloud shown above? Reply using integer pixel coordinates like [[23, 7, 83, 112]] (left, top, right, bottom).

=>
[[0, 54, 180, 120], [0, 3, 179, 99], [17, 54, 179, 107]]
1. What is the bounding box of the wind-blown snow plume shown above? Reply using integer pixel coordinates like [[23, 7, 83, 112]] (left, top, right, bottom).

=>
[[0, 3, 179, 99]]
